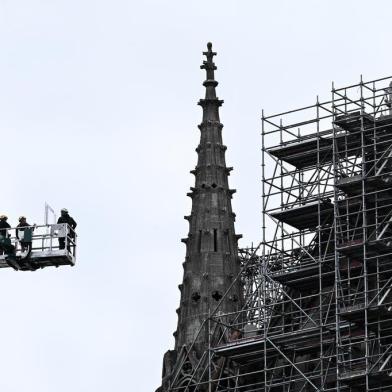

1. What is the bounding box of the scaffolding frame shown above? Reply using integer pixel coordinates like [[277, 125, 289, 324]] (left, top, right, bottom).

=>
[[168, 75, 392, 392]]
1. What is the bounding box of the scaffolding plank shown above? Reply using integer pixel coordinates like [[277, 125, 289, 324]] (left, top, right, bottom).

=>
[[271, 327, 334, 354], [336, 175, 392, 195], [270, 200, 334, 230], [339, 368, 392, 387], [334, 111, 374, 132], [270, 262, 335, 291], [337, 239, 392, 260], [268, 137, 333, 169], [213, 326, 335, 368], [213, 336, 268, 364], [339, 304, 391, 326]]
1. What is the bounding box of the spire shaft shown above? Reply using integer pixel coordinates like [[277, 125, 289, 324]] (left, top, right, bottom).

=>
[[173, 43, 242, 354]]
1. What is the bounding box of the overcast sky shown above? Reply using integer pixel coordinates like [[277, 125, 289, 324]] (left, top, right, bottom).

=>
[[0, 1, 391, 391]]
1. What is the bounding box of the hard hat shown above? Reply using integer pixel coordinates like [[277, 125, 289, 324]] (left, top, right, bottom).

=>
[[61, 208, 68, 213], [0, 215, 7, 220], [19, 216, 26, 221]]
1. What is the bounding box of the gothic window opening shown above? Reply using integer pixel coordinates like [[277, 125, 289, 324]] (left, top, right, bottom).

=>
[[225, 230, 231, 253]]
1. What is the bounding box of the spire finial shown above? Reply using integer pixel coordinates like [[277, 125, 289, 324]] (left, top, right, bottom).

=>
[[201, 42, 217, 80]]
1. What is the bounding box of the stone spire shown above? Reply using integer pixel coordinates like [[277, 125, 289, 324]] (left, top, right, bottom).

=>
[[157, 44, 242, 392], [174, 42, 242, 354]]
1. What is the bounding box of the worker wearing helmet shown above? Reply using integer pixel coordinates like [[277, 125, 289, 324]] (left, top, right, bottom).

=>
[[57, 208, 77, 251], [0, 215, 11, 255]]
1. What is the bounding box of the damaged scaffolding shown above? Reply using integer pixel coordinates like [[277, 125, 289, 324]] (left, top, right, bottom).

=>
[[167, 75, 392, 391]]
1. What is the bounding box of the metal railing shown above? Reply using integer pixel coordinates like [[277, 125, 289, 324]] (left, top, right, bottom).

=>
[[0, 223, 77, 258]]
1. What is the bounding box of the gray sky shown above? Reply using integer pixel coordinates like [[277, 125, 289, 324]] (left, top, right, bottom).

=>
[[0, 0, 391, 391]]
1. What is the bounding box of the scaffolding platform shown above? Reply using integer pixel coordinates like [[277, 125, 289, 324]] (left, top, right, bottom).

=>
[[336, 175, 392, 195], [213, 336, 268, 364], [0, 223, 76, 271], [270, 200, 334, 230], [374, 114, 392, 130], [337, 239, 392, 260], [213, 326, 335, 366], [339, 303, 391, 327], [334, 111, 375, 132], [339, 368, 392, 388], [268, 131, 365, 169], [270, 262, 335, 291], [273, 327, 334, 355], [267, 136, 333, 168]]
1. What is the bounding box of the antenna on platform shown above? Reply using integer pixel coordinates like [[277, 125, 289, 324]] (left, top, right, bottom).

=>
[[44, 202, 56, 225]]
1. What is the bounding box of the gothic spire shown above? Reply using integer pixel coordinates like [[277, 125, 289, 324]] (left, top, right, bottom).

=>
[[174, 42, 242, 353], [158, 44, 242, 391]]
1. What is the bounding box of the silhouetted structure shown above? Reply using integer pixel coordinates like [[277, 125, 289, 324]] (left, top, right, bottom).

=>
[[157, 43, 242, 391]]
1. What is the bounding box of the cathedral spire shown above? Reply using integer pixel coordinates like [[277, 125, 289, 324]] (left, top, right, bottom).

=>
[[174, 42, 242, 352], [158, 43, 242, 391]]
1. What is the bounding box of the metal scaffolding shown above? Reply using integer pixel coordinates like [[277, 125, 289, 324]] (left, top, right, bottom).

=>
[[168, 75, 392, 392]]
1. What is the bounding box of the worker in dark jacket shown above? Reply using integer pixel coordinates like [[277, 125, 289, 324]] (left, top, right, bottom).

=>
[[57, 208, 77, 250], [0, 215, 11, 255], [16, 216, 34, 252]]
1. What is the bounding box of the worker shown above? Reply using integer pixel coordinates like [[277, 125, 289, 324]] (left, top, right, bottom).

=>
[[385, 81, 392, 115], [0, 215, 11, 255], [16, 216, 34, 252], [57, 208, 77, 250]]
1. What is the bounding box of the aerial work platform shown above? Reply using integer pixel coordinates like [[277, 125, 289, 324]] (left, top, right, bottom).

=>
[[0, 223, 76, 271]]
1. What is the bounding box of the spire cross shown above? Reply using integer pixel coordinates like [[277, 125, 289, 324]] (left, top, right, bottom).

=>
[[201, 42, 217, 80]]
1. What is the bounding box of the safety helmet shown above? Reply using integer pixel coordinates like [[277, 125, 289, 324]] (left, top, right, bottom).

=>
[[19, 216, 26, 222], [0, 215, 8, 220], [61, 208, 68, 213]]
